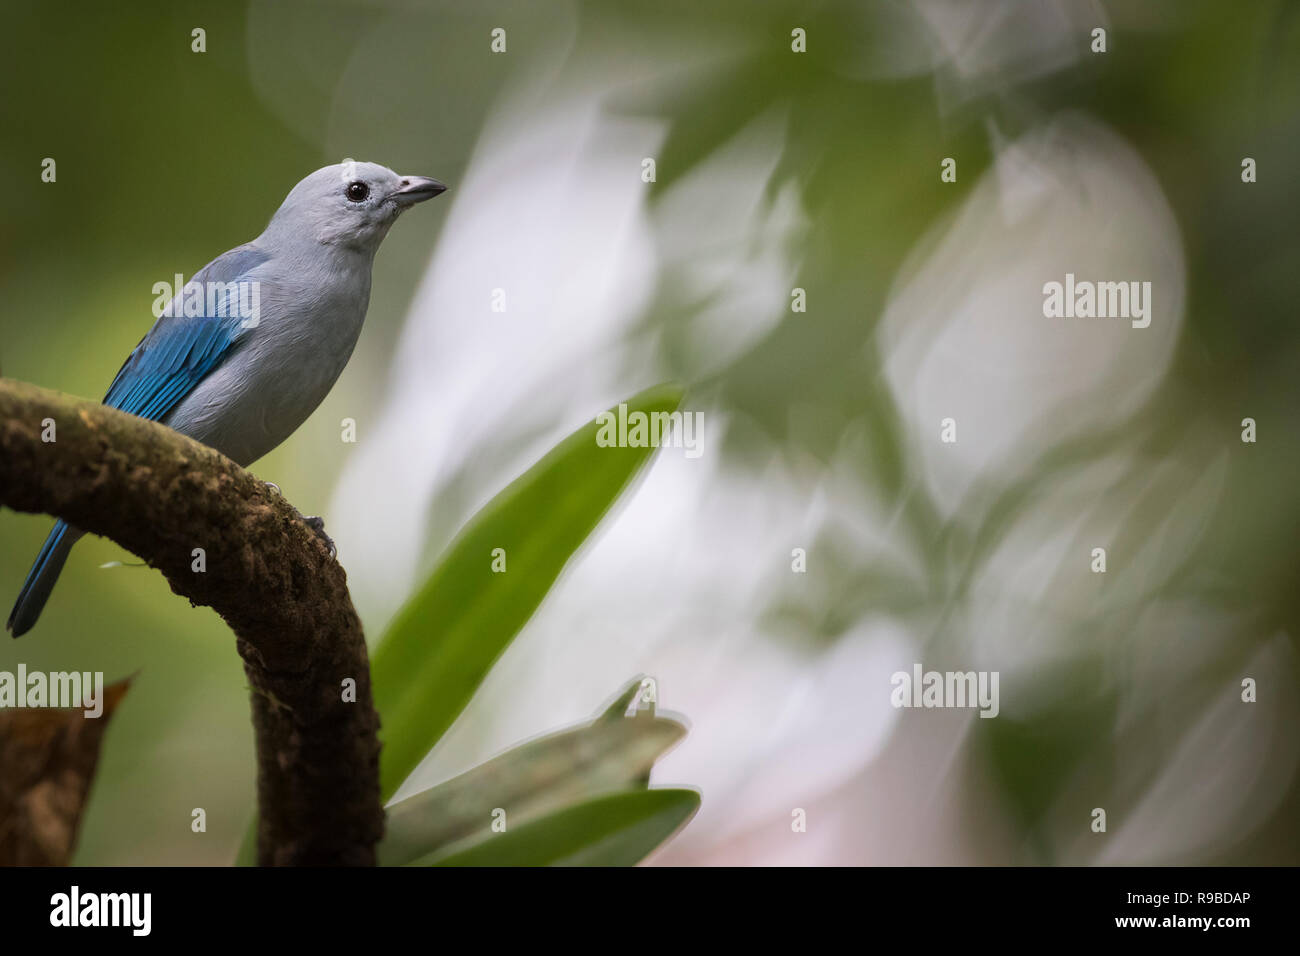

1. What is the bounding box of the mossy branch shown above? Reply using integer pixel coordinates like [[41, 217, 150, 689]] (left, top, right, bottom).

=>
[[0, 378, 383, 865]]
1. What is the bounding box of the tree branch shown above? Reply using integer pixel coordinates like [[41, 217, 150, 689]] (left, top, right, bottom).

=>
[[0, 378, 383, 865]]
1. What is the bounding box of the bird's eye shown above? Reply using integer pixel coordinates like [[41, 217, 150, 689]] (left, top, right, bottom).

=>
[[346, 181, 370, 202]]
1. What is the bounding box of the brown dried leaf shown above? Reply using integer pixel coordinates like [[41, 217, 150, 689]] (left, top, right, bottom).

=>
[[0, 678, 131, 865]]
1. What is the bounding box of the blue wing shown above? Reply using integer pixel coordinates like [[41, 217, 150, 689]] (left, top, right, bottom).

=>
[[9, 245, 271, 636], [103, 244, 270, 421]]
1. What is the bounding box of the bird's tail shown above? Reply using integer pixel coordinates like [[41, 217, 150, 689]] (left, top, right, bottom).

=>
[[8, 520, 82, 637]]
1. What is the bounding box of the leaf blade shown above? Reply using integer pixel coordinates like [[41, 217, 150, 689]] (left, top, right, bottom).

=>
[[379, 696, 684, 866], [424, 788, 700, 867], [370, 384, 685, 798]]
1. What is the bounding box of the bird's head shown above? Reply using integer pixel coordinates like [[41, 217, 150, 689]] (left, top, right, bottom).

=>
[[265, 161, 447, 252]]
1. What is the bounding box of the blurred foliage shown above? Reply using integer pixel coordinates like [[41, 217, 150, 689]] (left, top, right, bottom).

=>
[[372, 385, 685, 798], [585, 0, 1300, 862], [236, 386, 692, 865], [380, 679, 685, 866], [425, 788, 700, 866]]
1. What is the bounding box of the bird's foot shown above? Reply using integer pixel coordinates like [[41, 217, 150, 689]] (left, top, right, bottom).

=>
[[302, 515, 337, 560], [262, 482, 336, 560]]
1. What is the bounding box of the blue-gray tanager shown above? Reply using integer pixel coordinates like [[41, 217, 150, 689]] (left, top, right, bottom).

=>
[[8, 161, 446, 636]]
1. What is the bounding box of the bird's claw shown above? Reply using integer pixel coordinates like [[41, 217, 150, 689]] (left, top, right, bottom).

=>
[[302, 516, 337, 560], [261, 482, 335, 559]]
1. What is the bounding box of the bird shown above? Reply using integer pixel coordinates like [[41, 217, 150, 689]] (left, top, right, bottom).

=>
[[7, 161, 446, 637]]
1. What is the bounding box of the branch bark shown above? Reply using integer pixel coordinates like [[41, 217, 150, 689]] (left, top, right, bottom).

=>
[[0, 378, 383, 865]]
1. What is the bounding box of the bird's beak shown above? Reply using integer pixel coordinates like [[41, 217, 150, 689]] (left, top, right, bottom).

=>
[[392, 176, 448, 206]]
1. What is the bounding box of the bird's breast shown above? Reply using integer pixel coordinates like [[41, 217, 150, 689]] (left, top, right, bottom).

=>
[[163, 268, 372, 467]]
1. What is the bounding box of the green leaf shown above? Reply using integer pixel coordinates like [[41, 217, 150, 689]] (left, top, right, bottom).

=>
[[378, 680, 684, 866], [422, 788, 700, 867], [371, 384, 685, 799]]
